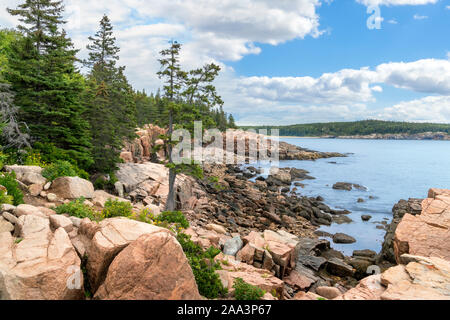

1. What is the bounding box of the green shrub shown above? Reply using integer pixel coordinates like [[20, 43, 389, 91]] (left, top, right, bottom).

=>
[[55, 198, 97, 220], [101, 199, 133, 219], [23, 151, 47, 167], [177, 233, 227, 299], [133, 208, 157, 224], [0, 171, 24, 205], [233, 278, 265, 301], [157, 211, 190, 229], [0, 189, 13, 205], [42, 160, 89, 181]]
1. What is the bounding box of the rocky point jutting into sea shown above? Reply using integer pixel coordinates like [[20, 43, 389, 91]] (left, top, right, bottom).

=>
[[0, 125, 449, 300]]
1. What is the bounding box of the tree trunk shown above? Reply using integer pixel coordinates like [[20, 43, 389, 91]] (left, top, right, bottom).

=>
[[166, 168, 177, 211], [165, 107, 177, 211]]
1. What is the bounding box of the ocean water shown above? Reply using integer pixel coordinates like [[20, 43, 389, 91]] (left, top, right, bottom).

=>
[[247, 138, 450, 256]]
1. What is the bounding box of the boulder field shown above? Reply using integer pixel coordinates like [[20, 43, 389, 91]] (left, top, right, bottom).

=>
[[333, 188, 450, 300], [1, 162, 449, 300], [120, 125, 346, 164]]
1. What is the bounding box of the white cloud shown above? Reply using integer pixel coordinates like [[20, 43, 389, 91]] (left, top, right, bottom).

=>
[[377, 96, 450, 123], [357, 0, 438, 6], [235, 59, 450, 106], [376, 59, 450, 95], [446, 5, 450, 9], [0, 0, 324, 90], [236, 68, 379, 105], [413, 14, 428, 20], [228, 58, 450, 124], [1, 0, 447, 125], [387, 19, 399, 24]]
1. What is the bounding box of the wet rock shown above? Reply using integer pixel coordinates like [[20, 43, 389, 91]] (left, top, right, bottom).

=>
[[332, 215, 353, 224], [333, 182, 367, 191], [333, 233, 356, 244], [361, 215, 372, 222], [326, 258, 355, 277]]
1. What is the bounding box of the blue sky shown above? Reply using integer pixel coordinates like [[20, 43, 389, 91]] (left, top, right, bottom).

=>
[[1, 0, 450, 125]]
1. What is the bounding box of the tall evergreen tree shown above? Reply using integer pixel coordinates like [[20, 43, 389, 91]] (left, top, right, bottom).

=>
[[228, 114, 237, 129], [84, 15, 136, 173], [157, 41, 187, 211], [6, 0, 92, 168]]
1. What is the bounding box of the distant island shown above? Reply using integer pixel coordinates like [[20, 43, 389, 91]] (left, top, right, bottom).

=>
[[242, 120, 450, 140]]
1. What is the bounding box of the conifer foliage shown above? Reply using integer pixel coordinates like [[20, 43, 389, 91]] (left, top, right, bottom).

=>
[[83, 15, 137, 173], [5, 0, 92, 168], [0, 1, 238, 177]]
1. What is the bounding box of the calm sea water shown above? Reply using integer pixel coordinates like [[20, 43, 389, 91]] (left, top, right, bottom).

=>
[[248, 138, 450, 256]]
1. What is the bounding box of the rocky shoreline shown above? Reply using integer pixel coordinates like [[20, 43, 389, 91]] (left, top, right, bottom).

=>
[[1, 127, 449, 300], [321, 132, 450, 141]]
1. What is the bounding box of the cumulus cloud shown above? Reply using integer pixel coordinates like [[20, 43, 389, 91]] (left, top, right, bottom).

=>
[[357, 0, 438, 6], [237, 68, 379, 105], [376, 59, 450, 95], [229, 58, 450, 124], [377, 96, 450, 123], [0, 0, 324, 91], [235, 59, 450, 106]]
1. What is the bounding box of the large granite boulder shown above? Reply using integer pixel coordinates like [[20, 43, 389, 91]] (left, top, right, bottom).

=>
[[84, 217, 170, 292], [335, 255, 450, 300], [394, 189, 450, 262], [50, 177, 95, 199], [4, 165, 45, 186], [0, 214, 83, 300], [380, 255, 450, 300], [94, 232, 201, 300]]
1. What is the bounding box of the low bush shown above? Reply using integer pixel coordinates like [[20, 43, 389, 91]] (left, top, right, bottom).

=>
[[0, 171, 24, 205], [233, 278, 265, 301], [0, 189, 13, 205], [133, 208, 157, 224], [101, 199, 133, 219], [42, 160, 89, 181], [55, 198, 97, 220], [157, 211, 189, 229], [177, 232, 227, 299], [23, 151, 47, 167]]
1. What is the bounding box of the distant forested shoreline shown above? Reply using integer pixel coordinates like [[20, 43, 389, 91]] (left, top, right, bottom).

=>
[[241, 120, 450, 137]]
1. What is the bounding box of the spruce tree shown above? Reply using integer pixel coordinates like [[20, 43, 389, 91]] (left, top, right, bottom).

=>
[[84, 15, 136, 173], [157, 41, 186, 211], [228, 114, 237, 129], [6, 0, 92, 168]]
